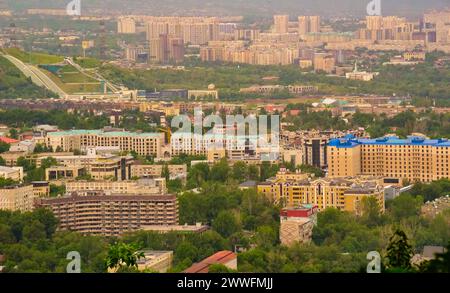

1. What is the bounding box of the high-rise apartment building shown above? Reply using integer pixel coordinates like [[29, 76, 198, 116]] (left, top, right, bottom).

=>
[[145, 17, 220, 45], [273, 15, 289, 34], [327, 135, 450, 183], [423, 11, 450, 44], [298, 16, 321, 35], [303, 137, 328, 169], [313, 53, 336, 73], [150, 34, 185, 63], [118, 17, 136, 34]]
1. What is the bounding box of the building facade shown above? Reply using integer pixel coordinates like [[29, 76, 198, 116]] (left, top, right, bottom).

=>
[[38, 192, 178, 236], [328, 135, 450, 183], [258, 176, 385, 214], [46, 130, 164, 157], [0, 185, 36, 212]]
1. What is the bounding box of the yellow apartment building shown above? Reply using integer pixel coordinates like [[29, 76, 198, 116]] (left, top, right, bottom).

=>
[[258, 176, 385, 214], [328, 135, 450, 183]]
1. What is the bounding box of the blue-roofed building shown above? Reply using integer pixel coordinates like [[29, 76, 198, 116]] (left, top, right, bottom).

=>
[[327, 135, 450, 183]]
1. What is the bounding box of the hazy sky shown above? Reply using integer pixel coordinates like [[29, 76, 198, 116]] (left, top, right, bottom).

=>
[[4, 0, 450, 17]]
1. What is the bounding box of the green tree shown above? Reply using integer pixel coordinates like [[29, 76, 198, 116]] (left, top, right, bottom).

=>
[[360, 196, 383, 227], [105, 242, 144, 272], [388, 194, 423, 221], [162, 164, 170, 181], [386, 229, 414, 271], [208, 263, 236, 273], [210, 158, 230, 182], [0, 156, 5, 166], [232, 161, 248, 182], [9, 129, 18, 139], [0, 141, 10, 153], [212, 211, 241, 238]]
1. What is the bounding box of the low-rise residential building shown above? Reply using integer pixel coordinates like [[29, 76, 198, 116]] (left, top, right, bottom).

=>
[[66, 178, 167, 195], [258, 175, 385, 214], [0, 166, 24, 181], [131, 164, 187, 180], [32, 181, 50, 198], [45, 166, 86, 181], [46, 129, 164, 157], [0, 185, 36, 212], [136, 251, 173, 273], [280, 205, 318, 246]]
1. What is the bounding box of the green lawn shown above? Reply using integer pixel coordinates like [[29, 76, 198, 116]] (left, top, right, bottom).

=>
[[40, 67, 101, 94], [5, 48, 64, 65]]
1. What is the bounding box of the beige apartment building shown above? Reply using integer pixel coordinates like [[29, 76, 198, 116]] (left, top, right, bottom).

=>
[[65, 178, 167, 195], [257, 176, 385, 214], [0, 166, 23, 181], [46, 130, 164, 157], [118, 17, 136, 34], [41, 153, 134, 181], [328, 136, 450, 183], [131, 164, 187, 180], [298, 16, 321, 35], [144, 16, 220, 45], [38, 192, 178, 236], [273, 15, 289, 34], [0, 185, 36, 212]]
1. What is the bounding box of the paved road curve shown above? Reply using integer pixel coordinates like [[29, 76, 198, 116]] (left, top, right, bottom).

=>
[[1, 52, 67, 98]]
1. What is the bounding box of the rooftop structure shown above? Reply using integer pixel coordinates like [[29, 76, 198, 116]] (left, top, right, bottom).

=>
[[184, 250, 237, 273]]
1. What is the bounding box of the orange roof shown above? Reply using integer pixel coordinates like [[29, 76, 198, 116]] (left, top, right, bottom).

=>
[[184, 250, 237, 273], [0, 137, 19, 144]]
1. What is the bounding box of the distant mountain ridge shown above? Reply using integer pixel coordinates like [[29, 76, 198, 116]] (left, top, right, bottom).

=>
[[5, 0, 450, 18]]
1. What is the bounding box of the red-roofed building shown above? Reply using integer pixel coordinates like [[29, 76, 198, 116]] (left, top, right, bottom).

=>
[[280, 205, 318, 247], [183, 250, 237, 273], [0, 137, 19, 144]]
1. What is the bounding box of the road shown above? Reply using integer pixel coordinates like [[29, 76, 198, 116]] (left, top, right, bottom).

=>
[[1, 53, 67, 98]]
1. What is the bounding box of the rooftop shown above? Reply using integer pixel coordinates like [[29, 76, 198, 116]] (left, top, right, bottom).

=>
[[183, 251, 236, 273], [329, 135, 450, 148], [47, 129, 162, 138], [0, 136, 19, 144]]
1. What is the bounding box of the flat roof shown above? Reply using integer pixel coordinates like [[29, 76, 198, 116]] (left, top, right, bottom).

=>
[[329, 135, 450, 148], [47, 130, 162, 138]]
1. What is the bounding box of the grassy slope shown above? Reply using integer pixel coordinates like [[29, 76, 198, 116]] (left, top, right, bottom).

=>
[[0, 56, 55, 99], [5, 48, 64, 65]]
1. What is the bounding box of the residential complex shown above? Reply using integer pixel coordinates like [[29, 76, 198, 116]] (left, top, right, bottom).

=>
[[46, 129, 164, 157], [37, 192, 178, 236], [328, 135, 450, 183], [257, 174, 385, 214], [65, 178, 167, 195]]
